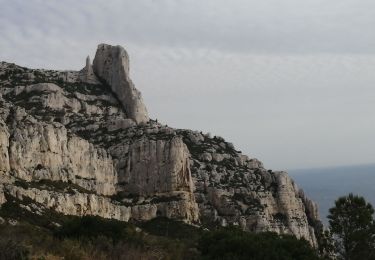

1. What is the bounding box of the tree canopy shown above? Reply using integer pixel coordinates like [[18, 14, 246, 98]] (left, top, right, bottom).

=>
[[328, 193, 375, 260]]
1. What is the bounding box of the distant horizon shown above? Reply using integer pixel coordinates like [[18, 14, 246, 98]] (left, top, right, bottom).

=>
[[289, 164, 375, 224], [288, 162, 375, 172]]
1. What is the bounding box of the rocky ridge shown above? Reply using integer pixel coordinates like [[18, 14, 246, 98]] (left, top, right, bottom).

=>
[[0, 44, 320, 246]]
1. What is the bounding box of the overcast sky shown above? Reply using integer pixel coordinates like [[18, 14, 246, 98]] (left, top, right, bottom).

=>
[[1, 0, 374, 170]]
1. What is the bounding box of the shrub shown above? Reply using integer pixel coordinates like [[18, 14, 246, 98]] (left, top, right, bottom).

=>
[[54, 216, 137, 244], [139, 217, 201, 240], [0, 239, 30, 260], [198, 227, 320, 260]]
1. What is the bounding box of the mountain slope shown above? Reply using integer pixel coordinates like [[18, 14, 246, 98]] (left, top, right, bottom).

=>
[[0, 44, 320, 246]]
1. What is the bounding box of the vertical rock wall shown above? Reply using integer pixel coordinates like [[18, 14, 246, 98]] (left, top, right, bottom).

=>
[[93, 44, 149, 124], [113, 136, 193, 196], [0, 119, 10, 173]]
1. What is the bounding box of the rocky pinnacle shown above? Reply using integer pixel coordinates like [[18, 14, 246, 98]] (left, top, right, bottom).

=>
[[93, 44, 149, 124]]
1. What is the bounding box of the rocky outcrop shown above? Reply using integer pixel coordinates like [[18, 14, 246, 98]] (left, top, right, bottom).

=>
[[93, 44, 149, 124], [3, 184, 198, 223], [7, 107, 116, 196], [0, 119, 10, 173], [0, 45, 321, 246], [177, 130, 319, 246], [0, 104, 198, 223], [79, 56, 100, 84], [0, 185, 6, 206], [113, 136, 193, 196]]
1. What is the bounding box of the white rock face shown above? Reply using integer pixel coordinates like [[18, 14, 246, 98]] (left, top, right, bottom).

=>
[[0, 107, 199, 223], [79, 56, 100, 84], [113, 136, 193, 196], [3, 183, 198, 223], [0, 120, 10, 173], [0, 185, 6, 206], [196, 171, 318, 246], [259, 172, 318, 247], [8, 108, 117, 196], [93, 44, 149, 124], [18, 83, 82, 112], [179, 129, 320, 246]]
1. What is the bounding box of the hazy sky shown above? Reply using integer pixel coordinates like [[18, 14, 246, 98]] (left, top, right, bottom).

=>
[[1, 0, 374, 170]]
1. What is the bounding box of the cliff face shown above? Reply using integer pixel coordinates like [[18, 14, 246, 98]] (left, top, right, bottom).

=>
[[93, 44, 149, 124], [0, 44, 320, 246]]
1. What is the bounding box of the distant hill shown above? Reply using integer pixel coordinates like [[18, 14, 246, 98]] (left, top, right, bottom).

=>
[[289, 164, 375, 225]]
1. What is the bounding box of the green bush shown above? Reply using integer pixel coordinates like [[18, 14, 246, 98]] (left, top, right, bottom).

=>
[[139, 217, 201, 240], [0, 239, 30, 260], [54, 216, 137, 244], [198, 227, 320, 260]]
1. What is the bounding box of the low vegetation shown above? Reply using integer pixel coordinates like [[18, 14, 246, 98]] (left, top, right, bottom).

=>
[[0, 209, 321, 260], [3, 181, 374, 260], [198, 228, 320, 260]]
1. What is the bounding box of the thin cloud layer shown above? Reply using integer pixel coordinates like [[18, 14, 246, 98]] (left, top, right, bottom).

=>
[[2, 0, 375, 62], [0, 0, 374, 169], [134, 51, 375, 169]]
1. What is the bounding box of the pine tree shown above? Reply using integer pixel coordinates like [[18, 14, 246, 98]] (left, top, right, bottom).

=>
[[328, 194, 375, 260]]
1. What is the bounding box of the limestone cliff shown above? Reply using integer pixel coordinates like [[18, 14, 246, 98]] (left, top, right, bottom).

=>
[[93, 44, 149, 124], [0, 44, 320, 246]]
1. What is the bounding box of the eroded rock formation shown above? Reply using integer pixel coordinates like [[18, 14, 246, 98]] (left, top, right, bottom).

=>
[[93, 44, 149, 124], [0, 44, 320, 246]]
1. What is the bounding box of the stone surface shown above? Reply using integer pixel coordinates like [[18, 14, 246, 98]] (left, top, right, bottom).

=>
[[0, 185, 6, 206], [0, 45, 321, 246], [3, 184, 198, 223], [114, 136, 193, 196], [93, 44, 149, 124], [79, 56, 100, 84], [7, 109, 116, 195], [0, 119, 10, 173]]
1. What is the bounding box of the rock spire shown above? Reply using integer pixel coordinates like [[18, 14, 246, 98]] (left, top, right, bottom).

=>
[[79, 55, 99, 84], [93, 44, 149, 124]]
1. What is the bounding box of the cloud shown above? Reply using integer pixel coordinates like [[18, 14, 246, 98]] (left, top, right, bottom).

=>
[[1, 0, 375, 64], [0, 0, 374, 169], [132, 49, 375, 169]]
